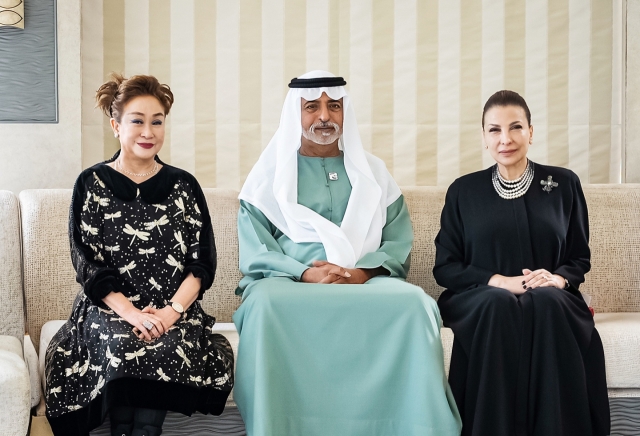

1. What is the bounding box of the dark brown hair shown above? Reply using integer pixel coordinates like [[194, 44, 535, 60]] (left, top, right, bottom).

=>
[[482, 90, 531, 128], [95, 73, 174, 122]]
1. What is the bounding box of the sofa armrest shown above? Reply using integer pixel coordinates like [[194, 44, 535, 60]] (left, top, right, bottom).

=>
[[0, 335, 31, 435], [24, 333, 41, 408], [38, 320, 66, 397]]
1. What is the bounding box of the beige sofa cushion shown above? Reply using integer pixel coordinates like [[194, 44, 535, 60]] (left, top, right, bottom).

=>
[[594, 313, 640, 388]]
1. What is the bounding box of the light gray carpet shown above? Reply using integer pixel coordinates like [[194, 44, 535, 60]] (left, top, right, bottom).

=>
[[84, 399, 640, 435], [610, 398, 640, 436]]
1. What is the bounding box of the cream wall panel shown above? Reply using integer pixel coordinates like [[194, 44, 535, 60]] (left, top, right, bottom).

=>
[[393, 0, 417, 185], [415, 0, 438, 186], [371, 0, 394, 167], [124, 0, 149, 76], [547, 0, 569, 168], [568, 0, 591, 180], [77, 0, 624, 191], [306, 0, 330, 71], [504, 0, 525, 93], [627, 1, 640, 182], [609, 0, 624, 183], [437, 0, 460, 186], [336, 0, 349, 80], [81, 0, 105, 169], [460, 0, 483, 177], [102, 0, 126, 162], [215, 0, 240, 189], [590, 0, 613, 183], [261, 0, 285, 152], [170, 0, 196, 174], [148, 0, 172, 164], [239, 0, 263, 184], [194, 0, 217, 187], [525, 0, 548, 165], [349, 0, 373, 153], [284, 0, 306, 85], [481, 0, 505, 170]]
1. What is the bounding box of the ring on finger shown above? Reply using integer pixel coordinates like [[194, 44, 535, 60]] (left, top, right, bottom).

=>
[[143, 320, 154, 330]]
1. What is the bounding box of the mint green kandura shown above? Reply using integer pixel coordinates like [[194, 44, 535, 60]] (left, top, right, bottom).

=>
[[233, 154, 462, 436]]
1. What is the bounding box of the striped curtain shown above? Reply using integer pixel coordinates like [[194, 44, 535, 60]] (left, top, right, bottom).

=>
[[81, 0, 623, 188]]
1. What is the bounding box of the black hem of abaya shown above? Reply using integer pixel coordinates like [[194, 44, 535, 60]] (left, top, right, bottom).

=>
[[47, 378, 231, 436]]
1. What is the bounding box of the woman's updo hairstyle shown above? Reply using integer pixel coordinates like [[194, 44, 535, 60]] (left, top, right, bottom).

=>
[[482, 90, 531, 128], [95, 73, 174, 122]]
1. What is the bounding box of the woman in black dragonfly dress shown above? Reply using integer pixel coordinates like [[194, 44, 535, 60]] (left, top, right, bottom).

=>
[[433, 90, 610, 436], [45, 74, 234, 436]]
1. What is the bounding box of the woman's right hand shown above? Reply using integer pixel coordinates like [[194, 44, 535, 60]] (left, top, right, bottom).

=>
[[122, 306, 167, 342], [102, 291, 166, 341], [488, 274, 528, 295]]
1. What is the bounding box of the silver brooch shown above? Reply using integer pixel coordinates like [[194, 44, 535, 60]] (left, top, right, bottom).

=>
[[328, 172, 338, 181], [540, 176, 558, 193]]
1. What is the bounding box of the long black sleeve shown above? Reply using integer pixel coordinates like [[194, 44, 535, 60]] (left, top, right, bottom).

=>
[[553, 172, 591, 290], [69, 172, 122, 305], [433, 179, 496, 292], [181, 175, 216, 298]]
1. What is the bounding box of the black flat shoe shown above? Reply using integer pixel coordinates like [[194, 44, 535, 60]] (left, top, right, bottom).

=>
[[111, 423, 133, 436], [132, 425, 162, 436]]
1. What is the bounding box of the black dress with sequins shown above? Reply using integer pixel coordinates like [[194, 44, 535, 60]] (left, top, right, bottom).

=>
[[45, 155, 234, 435]]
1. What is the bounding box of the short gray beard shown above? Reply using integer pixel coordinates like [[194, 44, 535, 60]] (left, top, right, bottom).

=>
[[302, 121, 342, 145]]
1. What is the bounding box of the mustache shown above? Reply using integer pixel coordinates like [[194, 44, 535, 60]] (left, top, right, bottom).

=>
[[308, 121, 340, 134]]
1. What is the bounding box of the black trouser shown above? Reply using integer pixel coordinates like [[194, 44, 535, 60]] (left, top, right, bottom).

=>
[[110, 406, 167, 436]]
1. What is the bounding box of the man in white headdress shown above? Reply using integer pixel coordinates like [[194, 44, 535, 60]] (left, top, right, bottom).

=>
[[233, 71, 461, 436]]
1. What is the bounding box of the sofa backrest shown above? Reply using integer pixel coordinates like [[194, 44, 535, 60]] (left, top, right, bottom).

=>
[[20, 190, 75, 349], [200, 189, 243, 322], [0, 190, 25, 343], [402, 187, 447, 300], [18, 184, 640, 349], [581, 185, 640, 312]]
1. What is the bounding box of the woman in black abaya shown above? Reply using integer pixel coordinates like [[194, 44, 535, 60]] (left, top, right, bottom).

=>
[[433, 90, 610, 436]]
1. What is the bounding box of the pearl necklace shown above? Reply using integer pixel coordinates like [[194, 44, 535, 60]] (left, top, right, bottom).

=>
[[492, 160, 534, 200], [116, 158, 159, 178]]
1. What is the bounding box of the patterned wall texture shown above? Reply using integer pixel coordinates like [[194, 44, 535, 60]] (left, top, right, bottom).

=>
[[0, 0, 57, 122], [81, 0, 623, 188]]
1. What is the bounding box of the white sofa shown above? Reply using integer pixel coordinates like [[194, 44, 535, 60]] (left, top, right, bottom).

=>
[[9, 185, 640, 434], [0, 191, 33, 436]]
